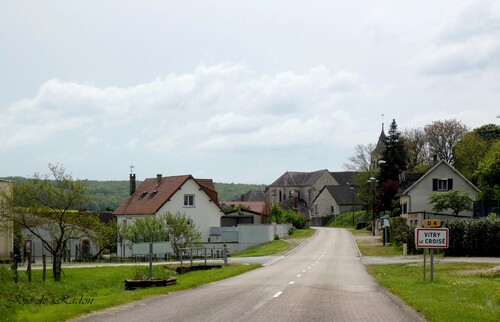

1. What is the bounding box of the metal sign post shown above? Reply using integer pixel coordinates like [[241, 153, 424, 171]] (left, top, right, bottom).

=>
[[415, 227, 449, 281]]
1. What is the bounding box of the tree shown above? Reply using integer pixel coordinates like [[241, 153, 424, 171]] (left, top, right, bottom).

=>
[[472, 141, 500, 200], [428, 189, 473, 216], [453, 132, 489, 180], [378, 119, 407, 213], [164, 212, 202, 257], [121, 212, 202, 258], [474, 123, 500, 141], [424, 119, 468, 165], [0, 164, 97, 281], [344, 143, 375, 172], [379, 119, 408, 182], [402, 127, 431, 171]]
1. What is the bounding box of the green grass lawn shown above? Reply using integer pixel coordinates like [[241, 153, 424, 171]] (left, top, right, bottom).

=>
[[1, 263, 260, 322], [367, 262, 500, 322], [231, 228, 315, 257]]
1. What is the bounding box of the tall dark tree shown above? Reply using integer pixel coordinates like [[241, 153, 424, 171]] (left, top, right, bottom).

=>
[[379, 119, 408, 183], [378, 119, 408, 213]]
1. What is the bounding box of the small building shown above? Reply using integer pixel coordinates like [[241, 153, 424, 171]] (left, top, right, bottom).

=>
[[0, 180, 13, 262]]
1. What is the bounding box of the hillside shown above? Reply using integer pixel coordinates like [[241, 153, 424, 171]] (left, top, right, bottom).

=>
[[1, 177, 266, 212]]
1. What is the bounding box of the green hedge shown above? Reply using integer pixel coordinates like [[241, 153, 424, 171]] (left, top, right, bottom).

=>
[[444, 217, 500, 257]]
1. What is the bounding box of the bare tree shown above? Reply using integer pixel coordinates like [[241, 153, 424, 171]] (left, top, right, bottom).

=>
[[402, 127, 431, 171], [344, 143, 375, 172], [0, 164, 98, 281], [424, 119, 469, 165]]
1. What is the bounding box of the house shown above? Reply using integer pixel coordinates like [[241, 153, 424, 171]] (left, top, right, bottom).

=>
[[21, 221, 99, 263], [113, 174, 224, 257], [312, 185, 365, 221], [399, 160, 480, 227], [221, 200, 267, 224], [265, 170, 364, 226], [0, 180, 13, 262]]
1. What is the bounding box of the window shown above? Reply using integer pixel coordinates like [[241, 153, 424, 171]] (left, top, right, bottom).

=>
[[148, 190, 158, 199], [432, 178, 453, 191], [138, 191, 148, 200], [184, 194, 195, 207]]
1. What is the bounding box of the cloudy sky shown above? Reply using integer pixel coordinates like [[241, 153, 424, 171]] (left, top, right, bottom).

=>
[[1, 1, 499, 184]]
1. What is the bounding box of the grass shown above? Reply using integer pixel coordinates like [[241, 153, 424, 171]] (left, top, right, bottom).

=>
[[1, 263, 260, 322], [231, 228, 315, 257], [367, 262, 500, 322]]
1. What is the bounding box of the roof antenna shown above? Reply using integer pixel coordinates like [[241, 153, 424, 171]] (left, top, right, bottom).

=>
[[130, 165, 135, 174]]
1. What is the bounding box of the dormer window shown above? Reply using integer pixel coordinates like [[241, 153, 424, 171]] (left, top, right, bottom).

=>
[[138, 191, 148, 200]]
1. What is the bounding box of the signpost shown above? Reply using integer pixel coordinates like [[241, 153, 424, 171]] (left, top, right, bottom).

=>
[[415, 227, 449, 281]]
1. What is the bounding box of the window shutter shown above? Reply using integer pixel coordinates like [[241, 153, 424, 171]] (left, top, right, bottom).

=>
[[448, 178, 453, 190], [432, 179, 438, 191]]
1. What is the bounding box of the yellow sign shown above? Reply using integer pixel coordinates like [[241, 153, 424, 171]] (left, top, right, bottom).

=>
[[423, 219, 441, 227]]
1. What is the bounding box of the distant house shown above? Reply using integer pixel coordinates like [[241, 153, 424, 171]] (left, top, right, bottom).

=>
[[313, 185, 365, 217], [399, 160, 480, 227], [113, 174, 224, 256], [0, 180, 13, 262], [266, 170, 364, 226], [221, 200, 267, 224]]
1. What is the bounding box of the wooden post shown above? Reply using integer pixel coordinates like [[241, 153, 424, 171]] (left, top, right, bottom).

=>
[[10, 252, 18, 283], [27, 254, 32, 282], [42, 254, 46, 282]]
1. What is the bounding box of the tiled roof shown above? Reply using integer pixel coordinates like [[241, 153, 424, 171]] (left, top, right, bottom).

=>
[[235, 189, 265, 202], [319, 185, 365, 205], [113, 175, 220, 215], [270, 169, 330, 187], [330, 171, 358, 185]]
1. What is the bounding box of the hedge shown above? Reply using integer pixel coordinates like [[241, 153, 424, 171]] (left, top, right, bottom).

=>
[[443, 217, 500, 257]]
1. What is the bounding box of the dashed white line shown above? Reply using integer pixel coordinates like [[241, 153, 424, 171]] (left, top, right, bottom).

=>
[[289, 281, 295, 285], [297, 274, 301, 277], [273, 291, 283, 298]]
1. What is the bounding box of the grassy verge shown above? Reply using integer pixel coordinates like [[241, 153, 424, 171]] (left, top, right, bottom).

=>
[[367, 262, 500, 322], [1, 263, 260, 322], [231, 228, 315, 257]]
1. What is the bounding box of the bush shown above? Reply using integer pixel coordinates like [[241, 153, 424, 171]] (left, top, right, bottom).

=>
[[444, 217, 500, 256]]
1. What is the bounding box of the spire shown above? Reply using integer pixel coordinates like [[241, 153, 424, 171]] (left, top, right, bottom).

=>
[[379, 122, 387, 140]]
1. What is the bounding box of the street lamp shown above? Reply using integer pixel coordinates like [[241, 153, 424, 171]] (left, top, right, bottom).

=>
[[367, 177, 378, 236], [350, 185, 355, 227]]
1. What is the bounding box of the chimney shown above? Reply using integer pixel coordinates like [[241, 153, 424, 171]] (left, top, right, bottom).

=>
[[240, 194, 244, 202], [157, 174, 162, 185], [129, 173, 136, 196], [433, 154, 438, 164]]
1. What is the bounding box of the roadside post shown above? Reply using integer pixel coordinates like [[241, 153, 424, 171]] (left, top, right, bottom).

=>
[[415, 220, 448, 281], [381, 215, 390, 246]]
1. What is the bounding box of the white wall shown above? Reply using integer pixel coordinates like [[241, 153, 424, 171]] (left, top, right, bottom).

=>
[[158, 178, 223, 242], [405, 163, 478, 217]]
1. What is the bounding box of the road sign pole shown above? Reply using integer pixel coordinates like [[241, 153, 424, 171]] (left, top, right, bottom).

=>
[[430, 248, 434, 281]]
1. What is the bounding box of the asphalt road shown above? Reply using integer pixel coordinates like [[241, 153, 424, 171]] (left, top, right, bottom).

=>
[[72, 227, 425, 322]]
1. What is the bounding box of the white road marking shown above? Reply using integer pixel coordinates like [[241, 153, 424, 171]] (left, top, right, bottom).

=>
[[297, 274, 301, 277], [273, 291, 283, 298], [289, 281, 295, 284]]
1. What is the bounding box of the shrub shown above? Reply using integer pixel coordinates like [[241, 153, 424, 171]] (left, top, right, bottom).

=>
[[444, 217, 500, 256]]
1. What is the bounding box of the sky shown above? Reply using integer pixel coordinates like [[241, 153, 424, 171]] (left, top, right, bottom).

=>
[[1, 1, 499, 184]]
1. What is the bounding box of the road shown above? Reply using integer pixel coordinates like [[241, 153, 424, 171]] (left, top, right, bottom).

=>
[[72, 227, 425, 322]]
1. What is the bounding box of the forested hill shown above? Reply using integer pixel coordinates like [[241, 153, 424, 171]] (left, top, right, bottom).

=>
[[1, 177, 266, 212]]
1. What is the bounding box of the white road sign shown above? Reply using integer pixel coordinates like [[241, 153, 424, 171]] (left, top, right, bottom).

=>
[[415, 228, 449, 248]]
